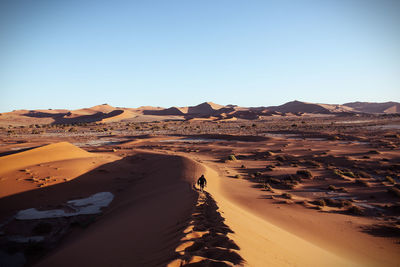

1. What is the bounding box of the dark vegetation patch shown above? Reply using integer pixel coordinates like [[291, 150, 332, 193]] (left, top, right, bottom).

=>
[[296, 170, 312, 179], [361, 224, 400, 238], [347, 205, 364, 216], [388, 187, 400, 198]]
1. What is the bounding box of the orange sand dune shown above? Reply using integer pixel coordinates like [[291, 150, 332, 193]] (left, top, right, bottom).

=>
[[74, 104, 117, 114], [198, 162, 400, 266], [100, 109, 138, 123], [203, 166, 353, 266], [0, 142, 98, 175], [0, 142, 120, 198]]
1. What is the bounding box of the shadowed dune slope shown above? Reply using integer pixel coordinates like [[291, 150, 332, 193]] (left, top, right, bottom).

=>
[[34, 153, 206, 267]]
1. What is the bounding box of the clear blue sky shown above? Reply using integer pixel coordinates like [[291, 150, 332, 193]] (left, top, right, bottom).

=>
[[1, 0, 399, 112]]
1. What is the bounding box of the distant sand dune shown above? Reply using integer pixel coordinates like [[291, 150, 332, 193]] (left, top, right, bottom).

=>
[[1, 101, 399, 126]]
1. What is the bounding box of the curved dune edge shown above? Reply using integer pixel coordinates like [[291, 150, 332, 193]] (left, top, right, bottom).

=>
[[0, 142, 104, 175], [100, 109, 137, 123], [0, 142, 120, 198], [200, 164, 357, 267]]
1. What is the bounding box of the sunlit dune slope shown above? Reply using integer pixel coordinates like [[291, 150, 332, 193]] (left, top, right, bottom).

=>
[[100, 109, 137, 123], [0, 142, 97, 175], [0, 142, 120, 198]]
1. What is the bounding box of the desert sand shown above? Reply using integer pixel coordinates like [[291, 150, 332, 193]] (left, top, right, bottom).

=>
[[0, 103, 399, 266]]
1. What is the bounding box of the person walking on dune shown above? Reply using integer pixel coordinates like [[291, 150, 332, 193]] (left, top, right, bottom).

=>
[[197, 174, 207, 192]]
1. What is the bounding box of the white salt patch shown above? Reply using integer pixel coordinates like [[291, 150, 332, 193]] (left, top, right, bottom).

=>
[[16, 192, 114, 220], [72, 139, 126, 147], [16, 208, 66, 220], [67, 192, 114, 215]]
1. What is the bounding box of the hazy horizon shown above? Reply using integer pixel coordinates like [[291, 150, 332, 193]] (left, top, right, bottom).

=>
[[1, 1, 399, 112]]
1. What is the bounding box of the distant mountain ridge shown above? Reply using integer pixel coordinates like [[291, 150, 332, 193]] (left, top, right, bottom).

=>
[[1, 101, 399, 126]]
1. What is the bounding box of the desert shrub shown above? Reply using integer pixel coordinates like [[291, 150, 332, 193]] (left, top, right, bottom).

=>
[[357, 171, 371, 178], [323, 198, 337, 207], [296, 170, 312, 178], [388, 187, 400, 198], [341, 199, 352, 207], [329, 135, 339, 140], [241, 165, 245, 168], [388, 164, 400, 171], [363, 155, 370, 159], [250, 172, 262, 178], [347, 205, 364, 215], [327, 185, 336, 191], [264, 151, 273, 156], [263, 183, 273, 191], [368, 150, 380, 154], [284, 182, 297, 189], [265, 166, 274, 171], [355, 179, 370, 187], [282, 192, 292, 199], [228, 155, 237, 161], [276, 155, 286, 162], [338, 187, 348, 192], [332, 169, 343, 177], [324, 198, 351, 208], [313, 199, 326, 206], [342, 171, 356, 178], [234, 174, 241, 178], [385, 176, 395, 184], [266, 177, 281, 185], [304, 160, 320, 168]]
